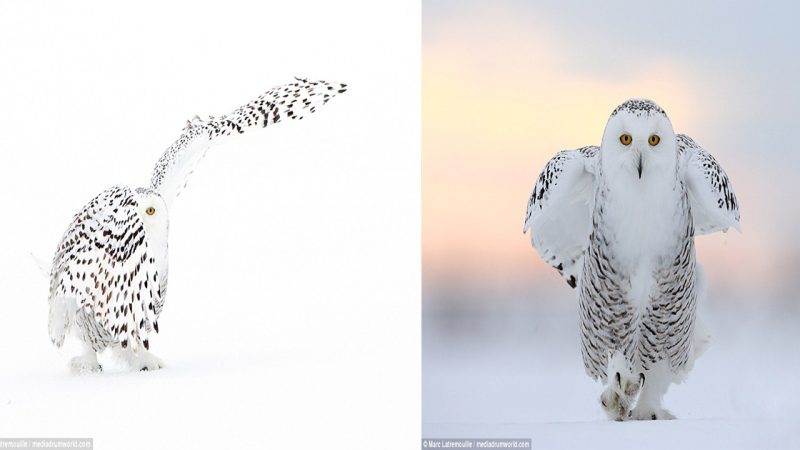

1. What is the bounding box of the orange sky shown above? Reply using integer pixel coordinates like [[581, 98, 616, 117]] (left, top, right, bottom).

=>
[[423, 8, 771, 293]]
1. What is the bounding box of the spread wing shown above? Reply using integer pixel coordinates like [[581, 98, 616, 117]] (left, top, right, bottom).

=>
[[150, 77, 347, 209], [49, 185, 161, 351], [677, 134, 741, 235], [523, 146, 599, 288]]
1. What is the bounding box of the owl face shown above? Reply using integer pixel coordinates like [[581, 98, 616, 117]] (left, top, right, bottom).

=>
[[134, 188, 169, 237], [600, 99, 677, 182], [134, 188, 169, 278]]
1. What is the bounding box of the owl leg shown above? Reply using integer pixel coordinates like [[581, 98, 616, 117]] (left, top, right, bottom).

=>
[[599, 352, 644, 421], [628, 360, 675, 420], [599, 371, 644, 420], [68, 313, 103, 374], [68, 342, 102, 375], [113, 346, 165, 371]]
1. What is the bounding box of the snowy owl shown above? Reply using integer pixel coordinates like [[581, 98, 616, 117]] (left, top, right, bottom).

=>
[[47, 78, 346, 373], [523, 99, 739, 420]]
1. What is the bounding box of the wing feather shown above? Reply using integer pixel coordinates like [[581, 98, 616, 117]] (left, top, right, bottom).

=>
[[150, 77, 347, 209], [677, 134, 741, 235], [524, 146, 599, 287]]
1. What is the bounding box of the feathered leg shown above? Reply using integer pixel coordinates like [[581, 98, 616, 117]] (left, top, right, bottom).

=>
[[628, 360, 675, 420], [599, 352, 644, 420], [113, 346, 165, 371], [628, 265, 711, 419], [68, 341, 102, 374], [68, 309, 104, 374]]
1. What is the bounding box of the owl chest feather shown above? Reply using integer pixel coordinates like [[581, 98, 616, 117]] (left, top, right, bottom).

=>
[[594, 175, 690, 306]]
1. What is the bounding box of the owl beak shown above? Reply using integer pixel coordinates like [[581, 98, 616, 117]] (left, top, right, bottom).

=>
[[637, 153, 643, 179]]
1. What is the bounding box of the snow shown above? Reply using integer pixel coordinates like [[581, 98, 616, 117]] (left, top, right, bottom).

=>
[[423, 292, 800, 449]]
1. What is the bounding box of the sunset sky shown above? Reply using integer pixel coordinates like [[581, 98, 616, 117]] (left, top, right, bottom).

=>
[[423, 1, 800, 301]]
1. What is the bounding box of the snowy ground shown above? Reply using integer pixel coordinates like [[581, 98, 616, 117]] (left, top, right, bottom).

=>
[[423, 291, 800, 449]]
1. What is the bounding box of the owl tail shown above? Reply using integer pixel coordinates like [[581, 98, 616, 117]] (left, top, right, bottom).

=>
[[48, 295, 75, 348]]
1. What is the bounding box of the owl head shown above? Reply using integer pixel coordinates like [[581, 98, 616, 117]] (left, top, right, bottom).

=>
[[600, 99, 677, 182]]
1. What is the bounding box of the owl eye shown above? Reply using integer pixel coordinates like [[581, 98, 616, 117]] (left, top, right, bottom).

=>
[[648, 134, 660, 146], [619, 134, 632, 146], [146, 207, 156, 216]]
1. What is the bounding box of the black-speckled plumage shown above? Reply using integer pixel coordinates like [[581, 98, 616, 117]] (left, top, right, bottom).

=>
[[48, 186, 162, 351]]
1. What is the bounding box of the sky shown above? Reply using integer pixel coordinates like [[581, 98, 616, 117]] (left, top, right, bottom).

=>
[[423, 0, 800, 303]]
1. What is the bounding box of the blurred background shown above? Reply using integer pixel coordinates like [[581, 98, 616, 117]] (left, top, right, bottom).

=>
[[423, 1, 800, 445]]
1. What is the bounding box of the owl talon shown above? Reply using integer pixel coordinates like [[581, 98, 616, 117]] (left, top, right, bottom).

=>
[[600, 387, 632, 421]]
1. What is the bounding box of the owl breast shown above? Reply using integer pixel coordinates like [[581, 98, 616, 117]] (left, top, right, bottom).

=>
[[579, 175, 695, 378]]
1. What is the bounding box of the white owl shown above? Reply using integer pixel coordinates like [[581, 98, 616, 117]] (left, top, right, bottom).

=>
[[524, 99, 739, 420], [47, 78, 346, 373]]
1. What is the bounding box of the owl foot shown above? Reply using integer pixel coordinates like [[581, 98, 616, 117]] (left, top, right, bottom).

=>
[[132, 352, 165, 372], [600, 372, 644, 421], [114, 346, 165, 371], [628, 406, 676, 420], [69, 354, 102, 375]]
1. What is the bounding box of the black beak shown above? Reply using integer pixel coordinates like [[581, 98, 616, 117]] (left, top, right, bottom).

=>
[[637, 154, 643, 179]]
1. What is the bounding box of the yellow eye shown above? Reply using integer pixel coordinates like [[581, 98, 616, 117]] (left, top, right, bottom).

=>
[[648, 135, 660, 146], [619, 134, 632, 145], [146, 207, 155, 216]]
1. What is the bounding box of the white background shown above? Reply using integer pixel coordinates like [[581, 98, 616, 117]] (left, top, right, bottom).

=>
[[0, 1, 420, 449]]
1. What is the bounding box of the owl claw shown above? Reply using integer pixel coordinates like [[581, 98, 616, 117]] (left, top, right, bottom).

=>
[[601, 371, 645, 420]]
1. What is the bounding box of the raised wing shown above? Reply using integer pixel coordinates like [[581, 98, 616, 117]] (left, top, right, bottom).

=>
[[524, 146, 599, 288], [49, 185, 161, 351], [676, 134, 740, 235], [150, 77, 347, 209]]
